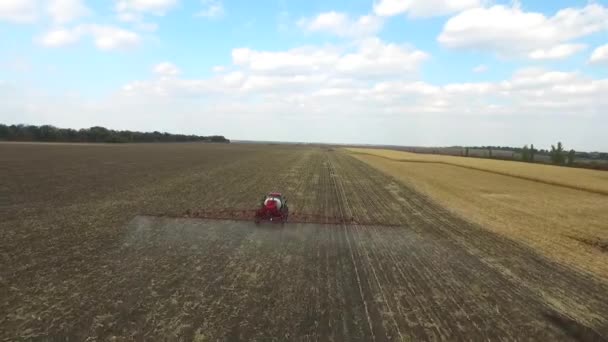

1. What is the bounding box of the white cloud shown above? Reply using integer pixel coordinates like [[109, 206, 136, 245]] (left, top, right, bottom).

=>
[[232, 38, 428, 78], [197, 0, 224, 18], [116, 35, 608, 120], [117, 11, 139, 22], [231, 46, 340, 74], [374, 0, 481, 18], [88, 25, 140, 50], [119, 59, 608, 121], [590, 44, 608, 65], [439, 4, 608, 59], [47, 0, 90, 24], [115, 0, 178, 25], [39, 25, 141, 51], [338, 39, 428, 76], [39, 27, 84, 47], [371, 68, 608, 117], [0, 0, 38, 23], [473, 64, 487, 73], [153, 62, 180, 76], [505, 68, 579, 89], [528, 44, 586, 60], [115, 0, 178, 15], [115, 9, 158, 32], [298, 11, 383, 37], [121, 39, 429, 101]]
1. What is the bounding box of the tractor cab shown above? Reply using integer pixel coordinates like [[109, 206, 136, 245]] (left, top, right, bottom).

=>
[[256, 192, 289, 224], [263, 192, 285, 207]]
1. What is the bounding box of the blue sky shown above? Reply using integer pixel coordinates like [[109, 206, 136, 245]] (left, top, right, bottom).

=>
[[1, 0, 608, 150]]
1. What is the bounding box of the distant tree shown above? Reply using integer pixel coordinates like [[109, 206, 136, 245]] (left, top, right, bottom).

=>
[[530, 144, 536, 162], [488, 147, 492, 158], [39, 125, 60, 141], [0, 124, 8, 140], [0, 123, 230, 144], [465, 147, 469, 157], [567, 149, 576, 166], [550, 142, 565, 165], [521, 145, 530, 162]]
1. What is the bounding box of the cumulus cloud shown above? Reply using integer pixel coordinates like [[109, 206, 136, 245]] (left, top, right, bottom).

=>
[[196, 0, 224, 18], [115, 0, 178, 15], [232, 38, 428, 78], [528, 44, 586, 60], [1, 0, 90, 24], [338, 39, 428, 76], [114, 9, 158, 32], [590, 44, 608, 65], [119, 36, 608, 122], [153, 62, 180, 76], [39, 25, 141, 50], [115, 0, 178, 25], [231, 47, 338, 74], [121, 39, 428, 101], [371, 68, 608, 116], [298, 12, 383, 38], [47, 0, 90, 24], [374, 0, 481, 18], [88, 25, 140, 50], [438, 4, 608, 59], [39, 27, 84, 47], [0, 0, 38, 23]]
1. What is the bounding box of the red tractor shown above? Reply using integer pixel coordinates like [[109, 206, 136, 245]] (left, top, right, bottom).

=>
[[255, 192, 289, 224]]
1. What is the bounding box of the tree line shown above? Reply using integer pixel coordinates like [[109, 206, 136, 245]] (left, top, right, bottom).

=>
[[0, 124, 229, 144], [461, 142, 604, 168], [520, 142, 576, 166]]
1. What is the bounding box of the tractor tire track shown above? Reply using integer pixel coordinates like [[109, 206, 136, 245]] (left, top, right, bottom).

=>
[[326, 156, 377, 341], [328, 156, 406, 341], [330, 150, 608, 340]]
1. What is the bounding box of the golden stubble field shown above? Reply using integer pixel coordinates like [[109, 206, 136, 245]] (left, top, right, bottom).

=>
[[348, 148, 608, 281], [348, 148, 608, 195]]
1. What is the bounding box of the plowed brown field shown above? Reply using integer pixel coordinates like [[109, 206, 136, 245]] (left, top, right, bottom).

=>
[[1, 142, 607, 340]]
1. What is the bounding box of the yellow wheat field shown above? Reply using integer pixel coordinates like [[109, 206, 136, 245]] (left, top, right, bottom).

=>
[[348, 148, 608, 195], [348, 148, 608, 281]]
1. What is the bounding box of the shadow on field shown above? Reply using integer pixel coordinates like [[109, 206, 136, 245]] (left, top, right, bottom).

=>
[[543, 312, 607, 342]]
